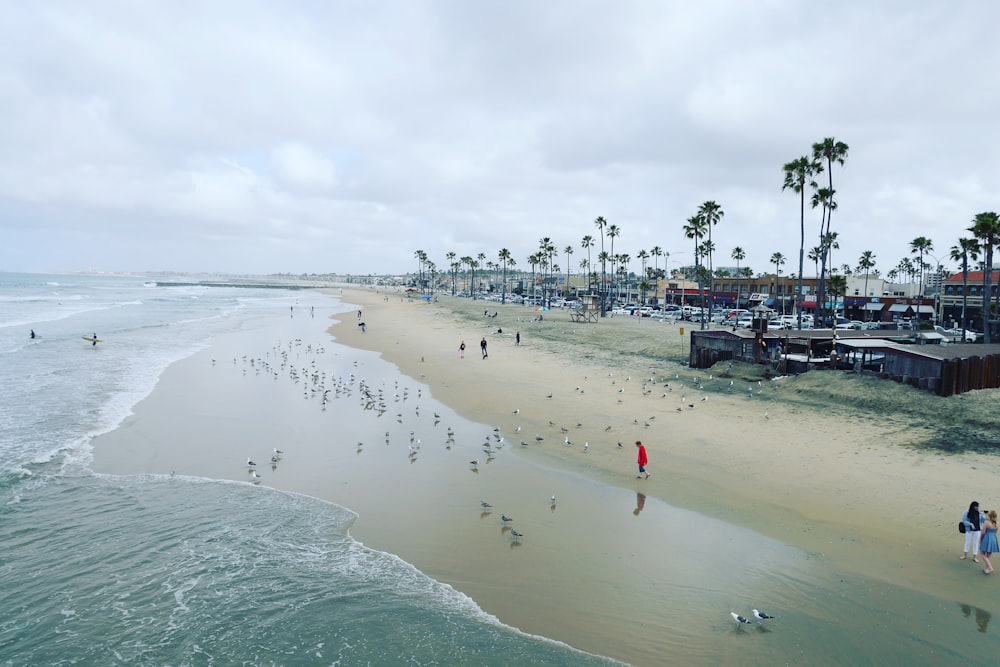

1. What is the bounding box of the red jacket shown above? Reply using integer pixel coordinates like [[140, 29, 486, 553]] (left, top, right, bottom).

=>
[[637, 444, 648, 467]]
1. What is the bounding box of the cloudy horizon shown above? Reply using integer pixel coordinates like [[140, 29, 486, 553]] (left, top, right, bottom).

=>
[[2, 1, 998, 278]]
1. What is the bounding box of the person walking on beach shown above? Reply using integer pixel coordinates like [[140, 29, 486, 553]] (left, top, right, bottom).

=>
[[480, 337, 488, 359], [962, 501, 987, 562], [459, 341, 466, 359], [635, 440, 649, 479], [981, 510, 999, 574], [515, 331, 520, 346]]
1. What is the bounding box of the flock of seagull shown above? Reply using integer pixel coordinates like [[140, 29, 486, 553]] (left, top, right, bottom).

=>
[[225, 335, 783, 628]]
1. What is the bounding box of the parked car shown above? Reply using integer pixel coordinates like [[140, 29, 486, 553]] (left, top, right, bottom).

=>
[[937, 326, 980, 342], [767, 320, 787, 330]]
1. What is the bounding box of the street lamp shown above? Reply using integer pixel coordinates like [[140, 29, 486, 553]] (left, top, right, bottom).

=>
[[926, 252, 945, 326]]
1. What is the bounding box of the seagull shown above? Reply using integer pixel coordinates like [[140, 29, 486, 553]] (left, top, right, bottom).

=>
[[513, 408, 520, 414], [617, 441, 623, 448], [273, 448, 284, 455], [551, 494, 556, 504], [246, 458, 257, 467], [731, 612, 752, 625], [480, 501, 492, 509], [501, 514, 513, 523], [469, 459, 479, 466], [764, 411, 769, 420], [510, 529, 523, 539], [583, 442, 589, 452], [251, 470, 261, 480], [564, 437, 572, 446], [701, 396, 708, 402], [752, 609, 775, 621]]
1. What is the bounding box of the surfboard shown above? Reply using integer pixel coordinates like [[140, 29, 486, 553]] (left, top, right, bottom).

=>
[[82, 337, 103, 343]]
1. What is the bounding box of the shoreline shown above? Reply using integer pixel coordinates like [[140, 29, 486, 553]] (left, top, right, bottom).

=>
[[90, 285, 1000, 664]]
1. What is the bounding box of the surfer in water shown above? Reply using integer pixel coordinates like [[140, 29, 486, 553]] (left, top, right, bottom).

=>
[[92, 333, 98, 346], [30, 329, 35, 339]]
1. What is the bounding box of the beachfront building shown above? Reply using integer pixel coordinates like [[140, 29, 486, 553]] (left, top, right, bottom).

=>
[[940, 270, 1000, 332]]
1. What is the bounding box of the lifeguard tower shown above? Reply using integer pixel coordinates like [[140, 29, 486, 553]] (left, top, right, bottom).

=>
[[570, 294, 600, 323]]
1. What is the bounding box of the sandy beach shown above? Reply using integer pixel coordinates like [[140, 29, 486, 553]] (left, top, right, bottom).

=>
[[93, 286, 1000, 665]]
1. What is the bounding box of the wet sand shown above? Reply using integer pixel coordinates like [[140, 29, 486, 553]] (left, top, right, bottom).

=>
[[93, 287, 1000, 665]]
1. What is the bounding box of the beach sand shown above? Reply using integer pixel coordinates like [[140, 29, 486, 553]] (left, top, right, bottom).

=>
[[93, 287, 1000, 665]]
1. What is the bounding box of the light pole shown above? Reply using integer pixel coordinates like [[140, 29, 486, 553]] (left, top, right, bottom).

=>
[[925, 252, 946, 327]]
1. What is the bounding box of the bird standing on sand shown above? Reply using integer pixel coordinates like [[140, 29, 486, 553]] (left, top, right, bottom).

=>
[[510, 529, 523, 539], [501, 514, 513, 523], [247, 458, 257, 468], [480, 501, 492, 509], [752, 609, 774, 621]]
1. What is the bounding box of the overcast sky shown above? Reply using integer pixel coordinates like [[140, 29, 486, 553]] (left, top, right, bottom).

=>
[[2, 1, 998, 277]]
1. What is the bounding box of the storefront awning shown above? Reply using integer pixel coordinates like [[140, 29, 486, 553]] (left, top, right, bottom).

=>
[[863, 303, 884, 311], [889, 304, 911, 313]]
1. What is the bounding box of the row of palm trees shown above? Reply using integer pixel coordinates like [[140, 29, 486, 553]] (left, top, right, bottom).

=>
[[413, 132, 998, 343]]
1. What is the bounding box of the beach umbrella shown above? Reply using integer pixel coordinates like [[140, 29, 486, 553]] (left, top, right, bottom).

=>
[[420, 295, 432, 300], [535, 306, 549, 312]]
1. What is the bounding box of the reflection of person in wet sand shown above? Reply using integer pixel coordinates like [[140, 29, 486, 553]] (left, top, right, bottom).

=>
[[633, 492, 646, 516], [960, 603, 992, 633]]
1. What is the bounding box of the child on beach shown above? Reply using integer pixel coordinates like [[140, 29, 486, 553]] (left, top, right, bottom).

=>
[[459, 341, 466, 359], [635, 440, 649, 479], [981, 510, 999, 574]]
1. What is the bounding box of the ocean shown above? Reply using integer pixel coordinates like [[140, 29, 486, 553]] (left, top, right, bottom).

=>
[[0, 272, 613, 666]]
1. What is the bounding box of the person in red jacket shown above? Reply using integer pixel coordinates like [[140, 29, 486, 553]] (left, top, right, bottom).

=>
[[635, 440, 649, 479]]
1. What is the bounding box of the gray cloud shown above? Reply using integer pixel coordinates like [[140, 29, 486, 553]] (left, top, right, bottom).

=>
[[1, 1, 998, 276]]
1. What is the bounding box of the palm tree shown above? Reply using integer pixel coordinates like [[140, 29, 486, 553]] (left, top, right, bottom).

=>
[[969, 211, 1000, 344], [810, 138, 849, 321], [581, 235, 595, 293], [731, 246, 746, 309], [498, 248, 513, 304], [597, 250, 611, 308], [637, 249, 650, 292], [950, 238, 979, 337], [827, 273, 847, 325], [618, 252, 631, 303], [527, 253, 541, 303], [606, 224, 621, 309], [783, 155, 819, 329], [538, 238, 555, 307], [428, 261, 438, 294], [594, 217, 608, 315], [808, 246, 822, 279], [563, 245, 574, 298], [414, 249, 427, 292], [857, 250, 876, 320], [698, 201, 724, 320], [909, 237, 934, 308], [446, 251, 457, 295], [638, 279, 651, 305], [651, 246, 663, 282], [770, 252, 786, 315], [683, 214, 708, 328]]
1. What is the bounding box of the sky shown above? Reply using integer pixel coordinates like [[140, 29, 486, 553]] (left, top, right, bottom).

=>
[[1, 1, 998, 277]]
